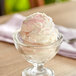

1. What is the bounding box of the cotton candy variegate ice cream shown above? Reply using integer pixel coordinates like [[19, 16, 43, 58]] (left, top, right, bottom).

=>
[[19, 12, 59, 45], [14, 12, 62, 63]]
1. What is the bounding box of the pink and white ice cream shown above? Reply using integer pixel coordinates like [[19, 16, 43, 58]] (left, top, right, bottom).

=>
[[20, 12, 59, 45]]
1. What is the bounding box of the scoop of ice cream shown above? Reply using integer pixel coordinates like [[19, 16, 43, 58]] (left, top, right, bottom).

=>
[[19, 12, 59, 45]]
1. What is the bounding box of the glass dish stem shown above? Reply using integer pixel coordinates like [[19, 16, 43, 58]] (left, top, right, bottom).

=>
[[22, 63, 54, 76]]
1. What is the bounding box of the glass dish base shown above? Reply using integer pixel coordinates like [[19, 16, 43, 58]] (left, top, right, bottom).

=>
[[22, 67, 54, 76]]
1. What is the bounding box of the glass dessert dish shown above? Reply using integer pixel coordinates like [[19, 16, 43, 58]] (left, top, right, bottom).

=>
[[13, 30, 63, 76]]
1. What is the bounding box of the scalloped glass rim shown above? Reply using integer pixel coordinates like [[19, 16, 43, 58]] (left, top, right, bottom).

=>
[[13, 30, 63, 47]]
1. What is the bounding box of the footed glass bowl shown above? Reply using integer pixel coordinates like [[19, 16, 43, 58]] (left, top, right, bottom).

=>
[[13, 30, 63, 76]]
